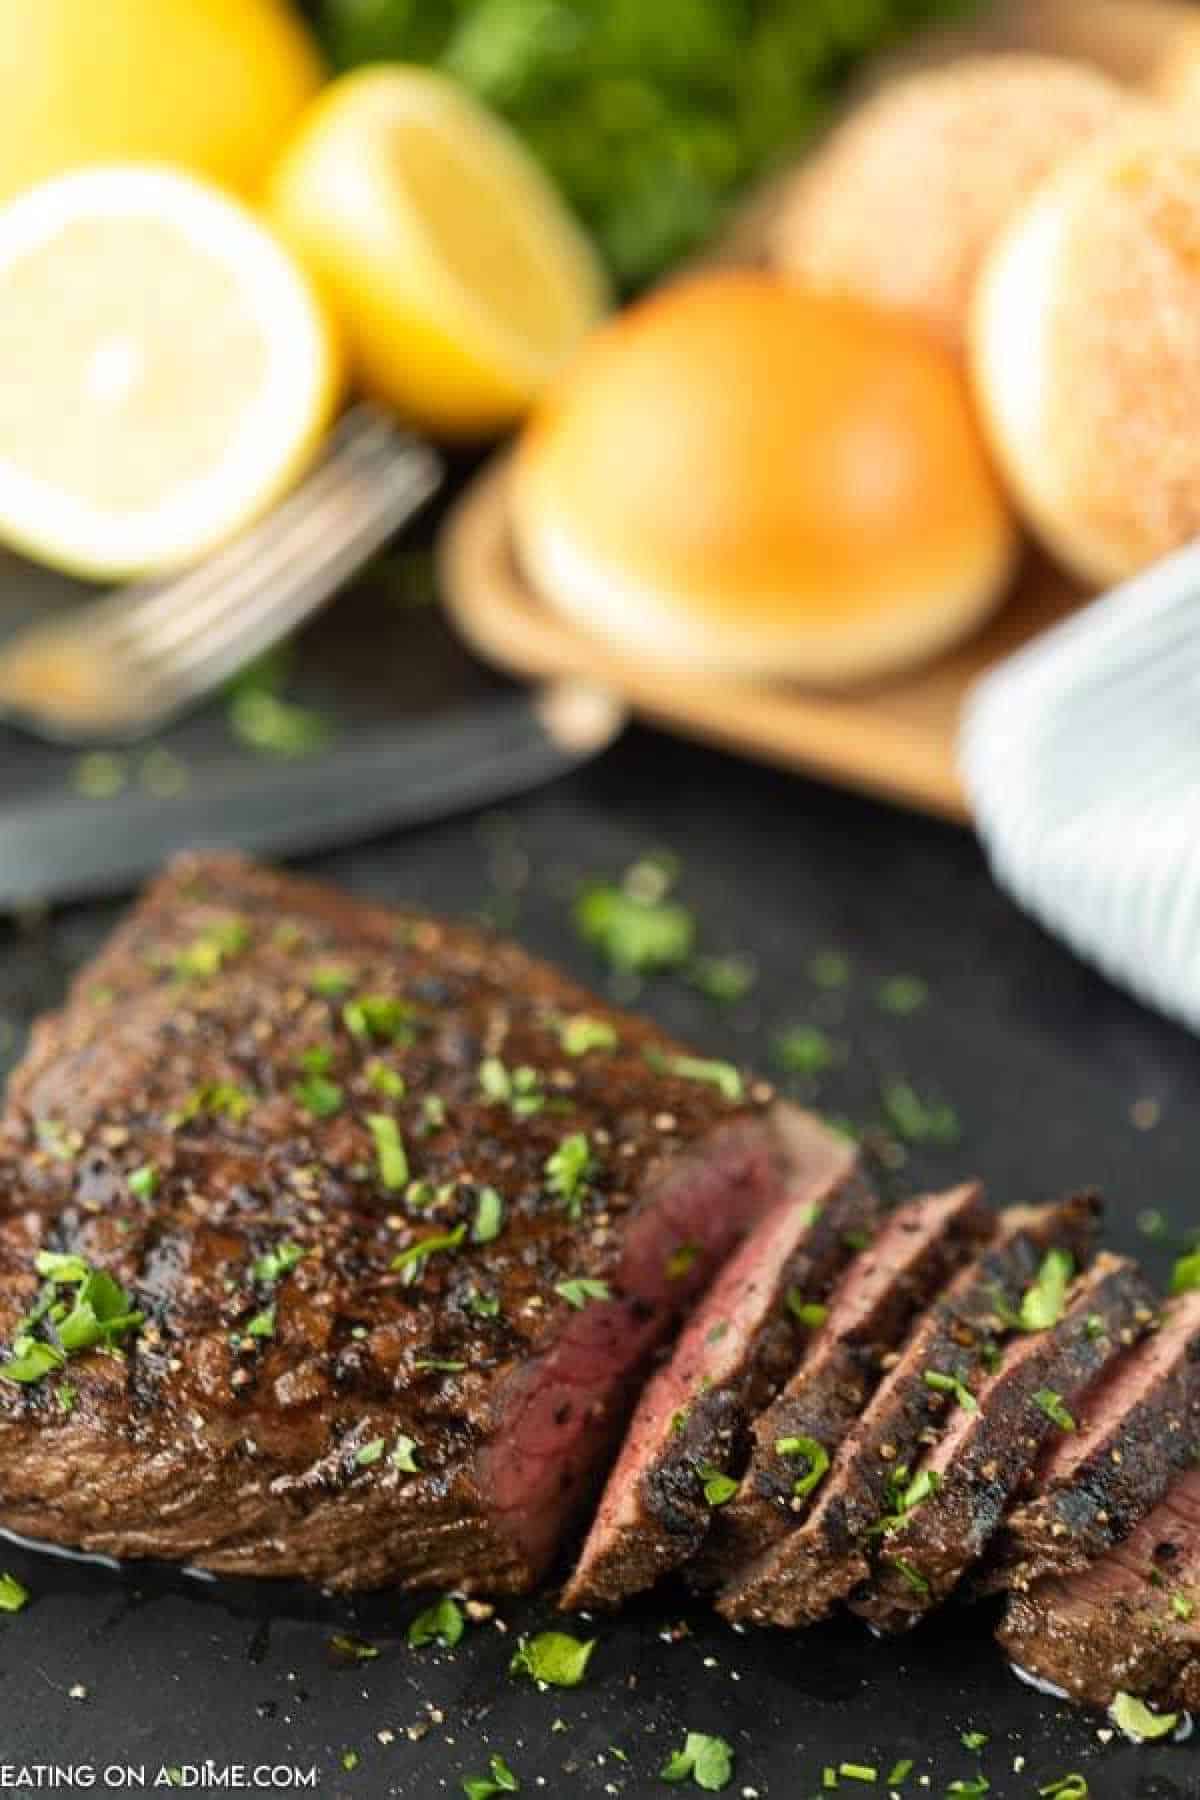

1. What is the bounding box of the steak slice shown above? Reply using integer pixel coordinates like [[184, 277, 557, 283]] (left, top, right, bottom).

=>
[[560, 1119, 880, 1610], [853, 1252, 1157, 1632], [697, 1182, 992, 1580], [998, 1467, 1200, 1714], [0, 853, 816, 1594], [984, 1286, 1200, 1592], [718, 1193, 1100, 1628]]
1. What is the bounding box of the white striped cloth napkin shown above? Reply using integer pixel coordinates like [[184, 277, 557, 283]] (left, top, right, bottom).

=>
[[960, 540, 1200, 1033]]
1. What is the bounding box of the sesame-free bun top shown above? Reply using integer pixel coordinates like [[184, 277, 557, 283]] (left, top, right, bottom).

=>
[[771, 54, 1142, 351], [511, 274, 1016, 686], [972, 126, 1200, 586]]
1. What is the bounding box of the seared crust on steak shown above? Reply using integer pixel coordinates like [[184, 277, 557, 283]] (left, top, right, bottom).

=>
[[698, 1183, 992, 1580], [561, 1120, 880, 1610], [855, 1253, 1158, 1631], [718, 1194, 1099, 1628], [998, 1467, 1200, 1713], [983, 1287, 1200, 1593], [0, 854, 810, 1592]]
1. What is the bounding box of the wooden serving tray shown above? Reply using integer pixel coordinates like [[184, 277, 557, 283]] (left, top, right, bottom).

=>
[[438, 454, 1086, 823]]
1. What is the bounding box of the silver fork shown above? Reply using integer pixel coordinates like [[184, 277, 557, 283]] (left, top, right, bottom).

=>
[[0, 405, 441, 742]]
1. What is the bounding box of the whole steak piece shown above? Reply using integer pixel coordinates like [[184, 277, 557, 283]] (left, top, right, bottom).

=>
[[0, 854, 811, 1594]]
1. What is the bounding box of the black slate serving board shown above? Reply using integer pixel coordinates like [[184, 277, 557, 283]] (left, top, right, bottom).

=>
[[0, 728, 1197, 1800]]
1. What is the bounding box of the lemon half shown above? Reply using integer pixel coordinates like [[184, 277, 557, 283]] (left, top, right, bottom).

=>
[[0, 164, 341, 580], [268, 68, 610, 438]]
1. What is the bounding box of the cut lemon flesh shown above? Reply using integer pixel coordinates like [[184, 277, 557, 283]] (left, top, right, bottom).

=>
[[0, 164, 340, 579], [268, 68, 609, 437]]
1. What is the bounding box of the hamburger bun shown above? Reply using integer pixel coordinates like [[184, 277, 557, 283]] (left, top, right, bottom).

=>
[[511, 273, 1016, 687], [770, 54, 1142, 352], [972, 126, 1200, 586]]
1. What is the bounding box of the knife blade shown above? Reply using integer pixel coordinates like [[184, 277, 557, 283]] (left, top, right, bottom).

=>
[[0, 682, 626, 909]]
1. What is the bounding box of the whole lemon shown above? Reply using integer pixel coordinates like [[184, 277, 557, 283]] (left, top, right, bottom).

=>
[[0, 0, 325, 205]]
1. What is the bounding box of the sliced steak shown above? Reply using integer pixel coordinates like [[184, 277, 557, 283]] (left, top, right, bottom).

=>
[[853, 1252, 1157, 1632], [697, 1182, 992, 1581], [560, 1121, 880, 1610], [0, 854, 816, 1594], [718, 1193, 1100, 1628], [985, 1287, 1200, 1592], [998, 1467, 1200, 1713]]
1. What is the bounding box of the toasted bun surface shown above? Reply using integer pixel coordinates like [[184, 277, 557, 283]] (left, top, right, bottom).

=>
[[972, 127, 1200, 585], [511, 274, 1015, 686], [771, 54, 1140, 351]]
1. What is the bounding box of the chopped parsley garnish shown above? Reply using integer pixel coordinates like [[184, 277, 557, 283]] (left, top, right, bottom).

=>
[[696, 1462, 738, 1507], [809, 950, 851, 989], [960, 1732, 987, 1752], [340, 1751, 359, 1774], [923, 1369, 978, 1413], [886, 1761, 914, 1787], [510, 1631, 595, 1688], [413, 1358, 467, 1373], [559, 1014, 619, 1056], [329, 1633, 379, 1664], [366, 1060, 405, 1099], [872, 1467, 941, 1536], [310, 965, 353, 998], [545, 1132, 593, 1217], [294, 1072, 343, 1118], [0, 1573, 29, 1613], [478, 1058, 544, 1116], [390, 1224, 466, 1282], [355, 1438, 385, 1468], [555, 1277, 612, 1310], [775, 1435, 829, 1499], [686, 954, 756, 1005], [881, 1081, 959, 1145], [367, 1113, 409, 1190], [229, 688, 329, 759], [839, 1765, 878, 1784], [1018, 1249, 1074, 1331], [466, 1289, 500, 1319], [300, 1045, 334, 1074], [252, 1241, 305, 1285], [172, 916, 249, 980], [1171, 1249, 1200, 1294], [659, 1731, 734, 1791], [877, 974, 928, 1015], [1, 1255, 143, 1386], [1170, 1591, 1194, 1621], [889, 1555, 930, 1595], [644, 1049, 743, 1101], [665, 1242, 701, 1281], [472, 1187, 504, 1244], [1109, 1691, 1179, 1741], [1033, 1388, 1076, 1432], [463, 1753, 519, 1798], [35, 1119, 79, 1161], [128, 1163, 159, 1199], [574, 879, 694, 974], [243, 1305, 276, 1341], [419, 1094, 446, 1134], [1038, 1778, 1089, 1798], [773, 1026, 838, 1077], [170, 1082, 254, 1127], [344, 994, 417, 1044], [407, 1594, 464, 1649], [785, 1291, 827, 1329], [391, 1434, 420, 1473], [945, 1782, 989, 1798]]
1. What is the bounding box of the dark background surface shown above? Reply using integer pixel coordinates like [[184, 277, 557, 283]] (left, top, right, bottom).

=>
[[0, 721, 1197, 1799]]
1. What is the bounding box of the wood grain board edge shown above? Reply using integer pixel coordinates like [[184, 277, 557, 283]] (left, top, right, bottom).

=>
[[438, 456, 1090, 824]]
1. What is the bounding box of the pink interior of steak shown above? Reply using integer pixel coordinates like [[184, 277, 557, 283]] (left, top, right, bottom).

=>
[[814, 1184, 985, 1344], [561, 1124, 859, 1577], [1042, 1467, 1200, 1609], [1032, 1288, 1200, 1485], [478, 1110, 813, 1574]]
